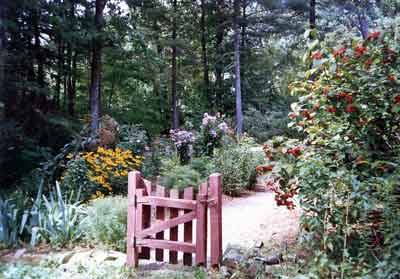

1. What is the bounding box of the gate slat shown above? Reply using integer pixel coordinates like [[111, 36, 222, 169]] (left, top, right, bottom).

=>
[[138, 239, 195, 253], [169, 189, 179, 264], [196, 182, 208, 265], [138, 211, 196, 238], [183, 187, 194, 266], [137, 196, 196, 210], [210, 174, 222, 267], [136, 188, 151, 259], [155, 185, 166, 262], [126, 171, 139, 267]]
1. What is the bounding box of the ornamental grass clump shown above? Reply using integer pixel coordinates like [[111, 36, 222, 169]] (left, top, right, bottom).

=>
[[259, 28, 400, 278]]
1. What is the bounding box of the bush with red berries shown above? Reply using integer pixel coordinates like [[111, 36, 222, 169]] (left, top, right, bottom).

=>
[[259, 28, 400, 278]]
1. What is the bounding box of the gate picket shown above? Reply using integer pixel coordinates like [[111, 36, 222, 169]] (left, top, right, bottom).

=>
[[155, 185, 166, 262], [183, 187, 194, 266], [169, 189, 179, 264]]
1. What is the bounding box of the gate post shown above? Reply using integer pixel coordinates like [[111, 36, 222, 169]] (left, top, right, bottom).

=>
[[210, 173, 222, 267], [195, 182, 208, 265], [126, 171, 139, 267]]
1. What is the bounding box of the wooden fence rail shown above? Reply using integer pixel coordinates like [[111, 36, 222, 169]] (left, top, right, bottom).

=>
[[126, 171, 222, 269]]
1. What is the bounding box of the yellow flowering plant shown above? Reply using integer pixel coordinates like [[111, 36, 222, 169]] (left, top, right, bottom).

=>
[[82, 147, 143, 198], [63, 147, 143, 200]]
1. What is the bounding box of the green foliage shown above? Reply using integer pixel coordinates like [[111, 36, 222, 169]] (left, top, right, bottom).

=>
[[37, 183, 85, 246], [117, 124, 149, 155], [0, 193, 30, 247], [80, 196, 128, 252], [214, 137, 264, 196], [61, 157, 98, 202], [262, 27, 400, 277], [190, 156, 216, 179], [159, 156, 202, 190], [0, 260, 137, 279], [244, 106, 295, 143]]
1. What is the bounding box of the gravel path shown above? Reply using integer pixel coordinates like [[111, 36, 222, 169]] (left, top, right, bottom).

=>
[[221, 191, 300, 250]]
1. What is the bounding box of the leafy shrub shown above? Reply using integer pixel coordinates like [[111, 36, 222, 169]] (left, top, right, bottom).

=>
[[61, 157, 98, 201], [140, 147, 162, 178], [117, 124, 149, 155], [214, 137, 264, 196], [190, 156, 216, 179], [36, 183, 85, 246], [80, 196, 128, 251], [260, 28, 400, 277], [159, 156, 202, 190], [243, 106, 295, 143]]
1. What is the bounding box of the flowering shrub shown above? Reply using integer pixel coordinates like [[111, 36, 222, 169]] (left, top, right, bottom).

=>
[[63, 147, 143, 200], [170, 129, 195, 164], [198, 112, 230, 156], [259, 29, 400, 277]]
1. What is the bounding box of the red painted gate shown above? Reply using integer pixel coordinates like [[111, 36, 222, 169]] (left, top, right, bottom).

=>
[[126, 171, 222, 268]]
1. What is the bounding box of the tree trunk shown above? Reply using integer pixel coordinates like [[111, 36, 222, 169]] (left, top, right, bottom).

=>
[[89, 0, 106, 133], [215, 0, 225, 109], [0, 1, 6, 113], [358, 13, 369, 39], [240, 0, 247, 94], [234, 0, 243, 135], [309, 0, 316, 31], [33, 7, 45, 88], [55, 40, 62, 108], [200, 0, 210, 106], [67, 49, 77, 116], [67, 2, 76, 116], [171, 0, 179, 129]]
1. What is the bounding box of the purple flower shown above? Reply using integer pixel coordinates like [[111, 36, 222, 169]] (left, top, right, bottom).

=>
[[170, 129, 195, 148], [210, 129, 217, 138], [218, 122, 228, 133]]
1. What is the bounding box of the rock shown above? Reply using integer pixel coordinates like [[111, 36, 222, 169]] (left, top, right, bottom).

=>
[[246, 248, 261, 259], [265, 253, 283, 265], [253, 240, 264, 249], [254, 252, 283, 265], [59, 251, 75, 264], [222, 245, 245, 270], [220, 266, 231, 278], [14, 248, 27, 259]]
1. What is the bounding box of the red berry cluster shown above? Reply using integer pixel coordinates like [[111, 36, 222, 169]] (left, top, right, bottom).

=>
[[287, 146, 302, 157], [262, 144, 274, 160], [273, 187, 298, 210]]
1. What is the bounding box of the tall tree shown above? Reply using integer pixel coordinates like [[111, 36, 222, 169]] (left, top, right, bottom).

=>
[[89, 0, 107, 132], [234, 0, 243, 135], [0, 1, 5, 110], [310, 0, 316, 30], [200, 0, 210, 105], [215, 0, 225, 109], [171, 0, 179, 129]]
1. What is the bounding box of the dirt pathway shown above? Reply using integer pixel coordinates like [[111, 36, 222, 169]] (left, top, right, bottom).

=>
[[221, 191, 300, 250]]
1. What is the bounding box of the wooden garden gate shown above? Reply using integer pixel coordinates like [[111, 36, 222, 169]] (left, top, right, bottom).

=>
[[126, 171, 222, 268]]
